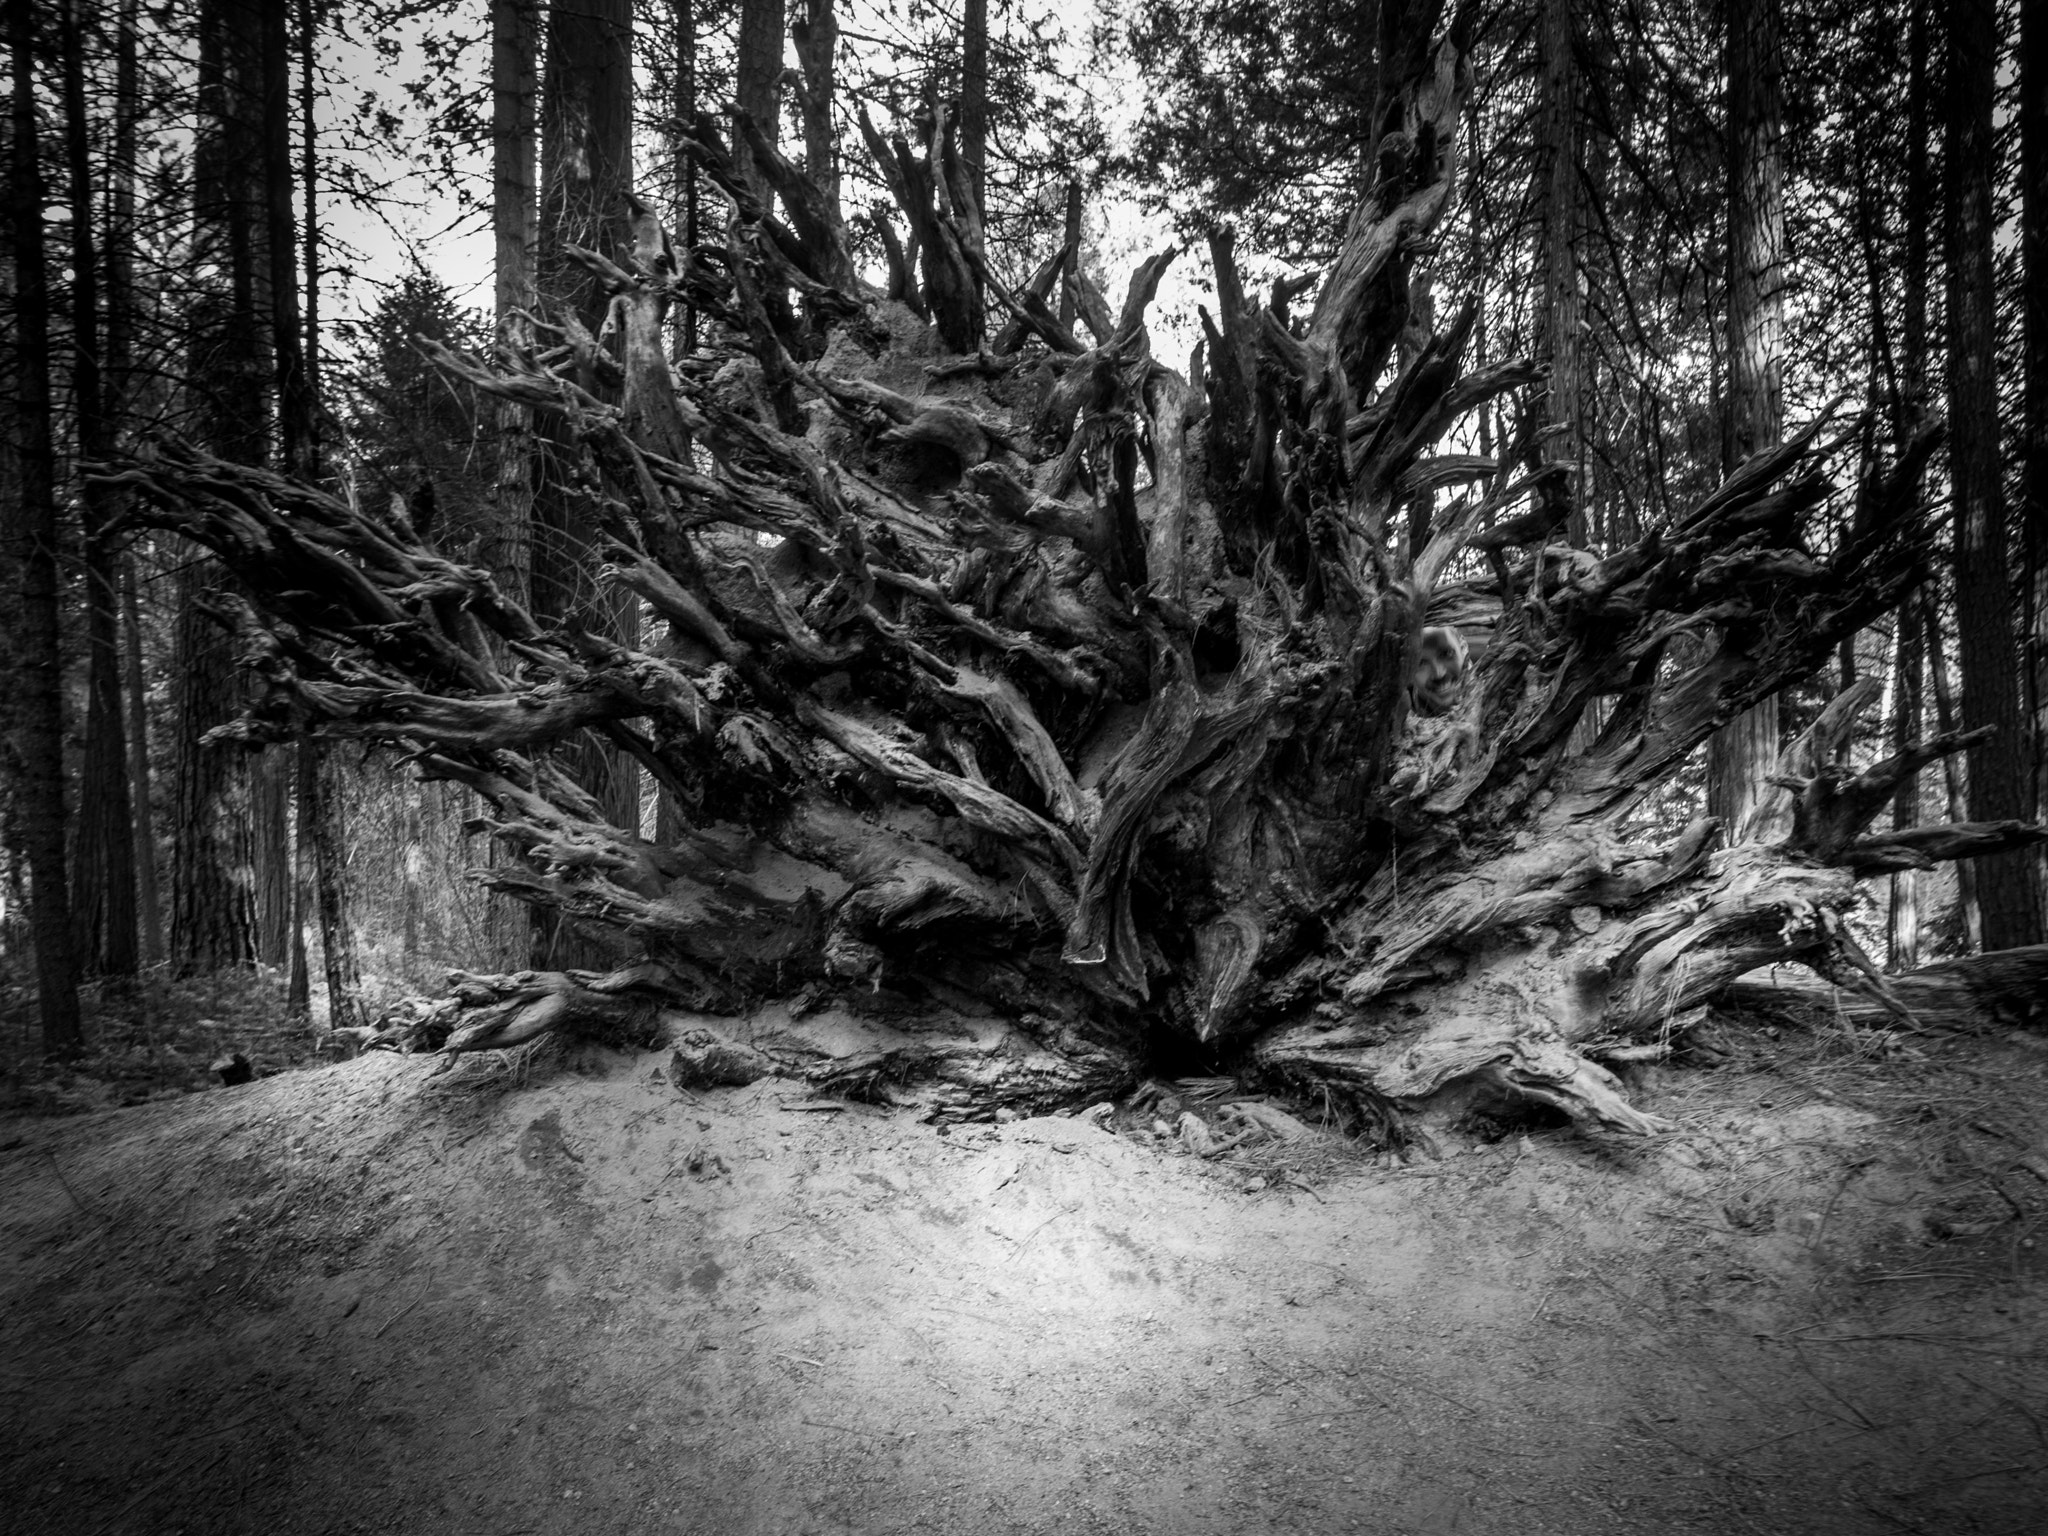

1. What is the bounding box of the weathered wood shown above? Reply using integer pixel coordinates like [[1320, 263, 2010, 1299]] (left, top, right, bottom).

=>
[[1726, 947, 2048, 1032], [103, 13, 2040, 1135]]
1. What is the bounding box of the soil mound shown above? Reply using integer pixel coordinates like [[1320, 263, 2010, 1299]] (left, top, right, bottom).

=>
[[3, 1017, 2045, 1534]]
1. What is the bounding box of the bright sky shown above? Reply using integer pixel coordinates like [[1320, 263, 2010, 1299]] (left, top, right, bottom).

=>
[[314, 0, 1216, 372]]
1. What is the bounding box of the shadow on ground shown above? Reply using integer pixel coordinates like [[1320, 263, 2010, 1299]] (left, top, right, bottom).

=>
[[3, 1016, 2045, 1535]]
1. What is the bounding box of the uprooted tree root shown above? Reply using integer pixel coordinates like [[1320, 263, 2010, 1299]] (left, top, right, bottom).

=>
[[106, 13, 2047, 1140]]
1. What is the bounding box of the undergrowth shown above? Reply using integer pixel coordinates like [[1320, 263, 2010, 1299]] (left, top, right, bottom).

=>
[[0, 966, 416, 1117]]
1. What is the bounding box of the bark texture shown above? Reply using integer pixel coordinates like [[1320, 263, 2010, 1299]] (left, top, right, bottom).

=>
[[110, 22, 2047, 1131], [7, 0, 84, 1051], [1888, 592, 1923, 970], [961, 0, 987, 244], [491, 0, 538, 600], [2023, 0, 2048, 920], [122, 563, 165, 965], [61, 0, 139, 978], [533, 0, 639, 966], [1533, 0, 1579, 533], [112, 1, 160, 968], [671, 0, 700, 360], [300, 737, 365, 1029], [1945, 0, 2042, 948], [1726, 948, 2048, 1033], [733, 0, 781, 203], [1707, 0, 1785, 843], [251, 0, 303, 967], [172, 0, 269, 975]]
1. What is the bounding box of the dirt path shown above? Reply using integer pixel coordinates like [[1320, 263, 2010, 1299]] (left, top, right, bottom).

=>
[[3, 1023, 2045, 1535]]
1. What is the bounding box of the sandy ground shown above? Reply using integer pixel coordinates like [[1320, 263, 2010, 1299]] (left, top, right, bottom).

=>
[[3, 1019, 2046, 1536]]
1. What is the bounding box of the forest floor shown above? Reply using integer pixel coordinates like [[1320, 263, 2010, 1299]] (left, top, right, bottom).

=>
[[2, 998, 2046, 1536], [0, 966, 395, 1118]]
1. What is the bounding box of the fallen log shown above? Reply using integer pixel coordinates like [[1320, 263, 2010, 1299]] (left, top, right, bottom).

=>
[[1725, 947, 2048, 1033]]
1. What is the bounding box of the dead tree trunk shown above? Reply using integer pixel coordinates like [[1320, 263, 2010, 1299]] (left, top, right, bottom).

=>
[[110, 20, 2048, 1132], [1726, 946, 2048, 1032]]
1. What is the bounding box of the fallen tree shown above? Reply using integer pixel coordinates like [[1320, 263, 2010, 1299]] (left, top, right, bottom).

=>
[[1724, 946, 2048, 1034], [107, 12, 2046, 1134]]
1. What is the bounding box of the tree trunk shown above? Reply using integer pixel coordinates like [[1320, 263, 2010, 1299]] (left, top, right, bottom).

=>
[[287, 0, 325, 1015], [1945, 0, 2042, 949], [168, 575, 257, 973], [534, 0, 638, 969], [265, 0, 311, 475], [1059, 178, 1082, 328], [491, 0, 541, 967], [1925, 595, 1981, 949], [173, 0, 269, 975], [403, 787, 423, 966], [115, 19, 2048, 1132], [1902, 0, 1930, 428], [1887, 0, 1934, 972], [112, 0, 157, 968], [491, 0, 536, 601], [1726, 946, 2048, 1032], [1534, 0, 1609, 755], [300, 0, 320, 451], [299, 738, 364, 1030], [121, 561, 164, 966], [789, 0, 847, 340], [188, 0, 273, 494], [250, 751, 293, 964], [288, 731, 312, 1018], [60, 0, 140, 979], [2023, 0, 2048, 923], [672, 0, 699, 358], [1707, 0, 1786, 843], [962, 0, 988, 265], [734, 0, 780, 204], [793, 0, 838, 210], [6, 0, 84, 1053], [657, 0, 699, 857], [1534, 0, 1580, 539], [244, 0, 309, 972], [535, 0, 633, 620], [1888, 592, 1923, 969]]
